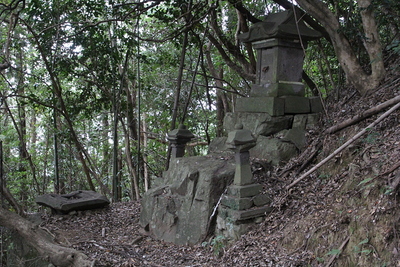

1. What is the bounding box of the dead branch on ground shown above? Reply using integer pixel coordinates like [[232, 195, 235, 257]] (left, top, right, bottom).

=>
[[324, 95, 400, 134], [286, 101, 400, 190]]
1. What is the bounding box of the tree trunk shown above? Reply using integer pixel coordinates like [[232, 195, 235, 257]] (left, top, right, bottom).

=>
[[23, 20, 110, 197], [295, 0, 385, 95], [0, 208, 94, 267], [205, 43, 231, 137]]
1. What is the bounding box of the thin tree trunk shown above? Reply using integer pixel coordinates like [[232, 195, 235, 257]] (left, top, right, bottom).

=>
[[142, 114, 149, 192], [205, 42, 231, 137], [166, 29, 189, 169], [23, 20, 110, 197], [121, 120, 140, 200]]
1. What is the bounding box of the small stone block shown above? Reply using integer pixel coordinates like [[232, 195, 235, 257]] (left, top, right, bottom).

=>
[[221, 195, 253, 210], [306, 113, 321, 130], [227, 184, 263, 198], [292, 114, 308, 129], [230, 206, 271, 221], [309, 96, 323, 113], [252, 194, 271, 207], [282, 96, 310, 114], [235, 97, 285, 116], [282, 128, 307, 150]]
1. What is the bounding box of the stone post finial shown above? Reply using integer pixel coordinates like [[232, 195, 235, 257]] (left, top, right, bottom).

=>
[[167, 124, 194, 159]]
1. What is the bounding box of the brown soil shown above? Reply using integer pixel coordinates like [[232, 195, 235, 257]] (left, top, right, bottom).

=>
[[41, 58, 400, 267]]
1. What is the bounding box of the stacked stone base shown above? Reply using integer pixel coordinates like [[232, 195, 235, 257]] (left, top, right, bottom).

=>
[[223, 96, 322, 166], [215, 184, 272, 240]]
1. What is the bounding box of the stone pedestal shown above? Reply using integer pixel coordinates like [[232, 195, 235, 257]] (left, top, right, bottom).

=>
[[216, 125, 271, 240]]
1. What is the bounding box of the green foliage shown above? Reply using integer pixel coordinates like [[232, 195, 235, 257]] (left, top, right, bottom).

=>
[[202, 235, 227, 256], [353, 238, 373, 256], [326, 248, 342, 256]]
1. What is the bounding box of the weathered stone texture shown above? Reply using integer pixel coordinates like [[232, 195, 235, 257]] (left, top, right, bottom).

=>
[[224, 112, 293, 137], [139, 156, 235, 245], [250, 136, 298, 165]]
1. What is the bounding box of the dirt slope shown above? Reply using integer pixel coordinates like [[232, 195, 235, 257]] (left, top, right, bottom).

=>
[[42, 58, 400, 267]]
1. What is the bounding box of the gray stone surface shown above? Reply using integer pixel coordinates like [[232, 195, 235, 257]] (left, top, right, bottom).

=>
[[224, 112, 293, 136], [253, 193, 272, 207], [306, 113, 321, 130], [250, 136, 298, 166], [237, 10, 321, 43], [223, 206, 271, 221], [251, 81, 305, 97], [221, 195, 253, 210], [208, 137, 232, 155], [309, 96, 324, 113], [282, 128, 307, 150], [139, 156, 235, 245], [292, 114, 309, 129], [227, 184, 263, 198], [35, 190, 110, 214], [235, 97, 285, 116], [282, 96, 311, 114]]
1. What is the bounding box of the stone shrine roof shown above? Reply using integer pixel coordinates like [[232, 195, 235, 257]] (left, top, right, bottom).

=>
[[238, 9, 321, 43]]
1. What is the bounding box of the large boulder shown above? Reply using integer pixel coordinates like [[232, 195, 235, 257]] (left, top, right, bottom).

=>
[[139, 155, 235, 245]]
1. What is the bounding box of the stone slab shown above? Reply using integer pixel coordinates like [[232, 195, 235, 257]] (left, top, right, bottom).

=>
[[292, 114, 308, 129], [223, 112, 293, 137], [282, 128, 307, 150], [250, 136, 298, 166], [235, 97, 285, 116], [252, 193, 271, 207], [229, 206, 271, 221], [35, 190, 110, 214], [251, 81, 305, 97], [306, 113, 321, 130], [227, 184, 263, 198], [282, 96, 310, 114], [221, 195, 253, 210]]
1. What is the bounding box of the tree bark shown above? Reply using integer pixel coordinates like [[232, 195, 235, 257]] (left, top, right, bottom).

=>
[[0, 208, 94, 267], [295, 0, 385, 95], [206, 42, 231, 137]]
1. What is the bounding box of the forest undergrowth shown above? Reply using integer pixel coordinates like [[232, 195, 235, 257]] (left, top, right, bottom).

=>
[[36, 56, 400, 267]]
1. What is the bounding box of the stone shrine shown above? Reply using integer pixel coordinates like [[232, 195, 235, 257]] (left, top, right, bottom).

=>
[[223, 9, 322, 165]]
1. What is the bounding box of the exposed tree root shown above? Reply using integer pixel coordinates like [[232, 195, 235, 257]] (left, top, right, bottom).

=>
[[0, 207, 94, 267]]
